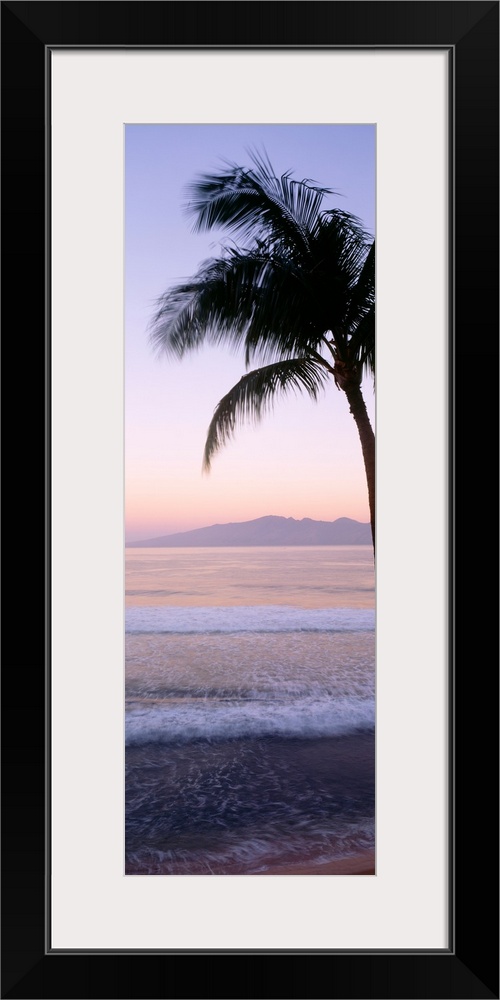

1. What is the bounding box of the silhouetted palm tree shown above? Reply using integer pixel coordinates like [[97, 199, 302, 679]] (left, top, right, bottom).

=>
[[150, 151, 375, 550]]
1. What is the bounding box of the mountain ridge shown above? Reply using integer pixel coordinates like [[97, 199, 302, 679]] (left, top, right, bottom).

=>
[[126, 515, 372, 547]]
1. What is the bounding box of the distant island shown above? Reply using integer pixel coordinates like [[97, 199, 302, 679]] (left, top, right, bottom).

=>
[[126, 515, 371, 547]]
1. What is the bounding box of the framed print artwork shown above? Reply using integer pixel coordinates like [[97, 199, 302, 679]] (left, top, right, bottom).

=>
[[1, 2, 498, 998]]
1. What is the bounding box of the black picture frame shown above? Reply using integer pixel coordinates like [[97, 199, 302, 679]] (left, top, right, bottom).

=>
[[1, 2, 498, 998]]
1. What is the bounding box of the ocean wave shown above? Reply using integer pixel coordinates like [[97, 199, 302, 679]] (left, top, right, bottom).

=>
[[125, 693, 374, 745], [125, 605, 375, 636]]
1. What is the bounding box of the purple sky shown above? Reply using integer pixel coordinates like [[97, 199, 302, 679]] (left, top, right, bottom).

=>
[[125, 124, 375, 542]]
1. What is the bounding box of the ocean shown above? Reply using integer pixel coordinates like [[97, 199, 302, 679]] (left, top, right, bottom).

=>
[[125, 546, 375, 875]]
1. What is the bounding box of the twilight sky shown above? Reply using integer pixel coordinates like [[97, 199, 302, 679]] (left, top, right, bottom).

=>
[[125, 124, 375, 542]]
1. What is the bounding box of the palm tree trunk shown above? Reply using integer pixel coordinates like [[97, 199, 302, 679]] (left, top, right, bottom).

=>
[[342, 382, 375, 555]]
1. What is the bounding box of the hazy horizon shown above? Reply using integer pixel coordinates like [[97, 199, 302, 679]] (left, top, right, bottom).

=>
[[126, 512, 371, 545]]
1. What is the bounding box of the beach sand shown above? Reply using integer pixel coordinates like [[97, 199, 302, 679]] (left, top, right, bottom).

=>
[[126, 848, 375, 876], [249, 848, 375, 876]]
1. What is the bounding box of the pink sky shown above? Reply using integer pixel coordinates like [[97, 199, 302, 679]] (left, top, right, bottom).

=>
[[125, 125, 375, 542]]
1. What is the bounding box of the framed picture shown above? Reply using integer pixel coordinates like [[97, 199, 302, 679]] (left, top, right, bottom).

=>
[[123, 121, 377, 882], [2, 2, 498, 998]]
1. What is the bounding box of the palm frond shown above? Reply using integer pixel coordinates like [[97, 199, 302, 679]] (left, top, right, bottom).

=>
[[349, 305, 375, 377], [313, 211, 372, 286], [246, 148, 335, 237], [185, 149, 333, 258], [149, 247, 329, 365], [203, 357, 329, 470], [344, 241, 375, 332], [302, 211, 373, 335], [149, 255, 258, 359]]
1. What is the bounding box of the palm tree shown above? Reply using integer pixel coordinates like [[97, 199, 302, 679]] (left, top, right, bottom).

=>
[[150, 151, 375, 551]]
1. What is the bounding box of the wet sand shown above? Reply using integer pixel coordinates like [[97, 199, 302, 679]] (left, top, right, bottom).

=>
[[126, 848, 375, 876], [250, 848, 375, 875]]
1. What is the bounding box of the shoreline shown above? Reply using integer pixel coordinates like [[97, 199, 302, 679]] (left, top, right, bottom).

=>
[[249, 848, 375, 876], [126, 848, 375, 877]]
